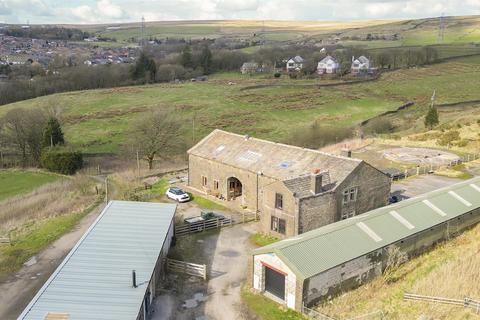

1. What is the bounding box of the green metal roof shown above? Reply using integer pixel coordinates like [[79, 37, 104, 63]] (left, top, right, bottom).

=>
[[253, 177, 480, 280], [18, 201, 177, 320]]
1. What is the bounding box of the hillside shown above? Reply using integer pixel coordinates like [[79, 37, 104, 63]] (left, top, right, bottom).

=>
[[1, 55, 479, 155], [69, 16, 480, 49]]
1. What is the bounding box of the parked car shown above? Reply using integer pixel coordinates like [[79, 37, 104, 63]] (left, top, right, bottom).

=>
[[389, 195, 400, 204], [166, 187, 191, 203], [184, 211, 225, 224]]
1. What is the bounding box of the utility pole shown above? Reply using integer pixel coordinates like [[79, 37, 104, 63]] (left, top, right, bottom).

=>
[[438, 13, 445, 44], [105, 176, 108, 203], [431, 89, 436, 108], [50, 134, 53, 148], [141, 16, 146, 47], [136, 150, 140, 179], [192, 113, 196, 145]]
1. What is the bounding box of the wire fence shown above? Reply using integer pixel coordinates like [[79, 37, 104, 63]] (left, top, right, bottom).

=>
[[404, 293, 480, 314], [302, 305, 385, 320], [389, 152, 480, 183]]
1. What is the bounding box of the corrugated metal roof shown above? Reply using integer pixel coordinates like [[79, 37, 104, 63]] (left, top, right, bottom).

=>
[[18, 201, 177, 320], [188, 129, 361, 186], [253, 177, 480, 280]]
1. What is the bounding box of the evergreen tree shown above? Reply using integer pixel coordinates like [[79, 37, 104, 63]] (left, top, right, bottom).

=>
[[424, 105, 439, 129], [199, 45, 213, 74], [132, 52, 157, 82], [181, 45, 193, 68], [42, 117, 64, 149]]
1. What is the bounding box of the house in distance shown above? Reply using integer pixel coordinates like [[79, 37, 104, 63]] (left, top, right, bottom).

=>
[[241, 62, 262, 74], [351, 55, 376, 76], [286, 56, 304, 72], [187, 130, 391, 238], [317, 55, 340, 75]]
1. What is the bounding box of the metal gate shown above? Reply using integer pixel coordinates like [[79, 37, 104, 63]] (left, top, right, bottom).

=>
[[265, 266, 286, 300]]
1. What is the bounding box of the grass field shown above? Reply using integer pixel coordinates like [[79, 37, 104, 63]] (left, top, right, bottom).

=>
[[315, 223, 480, 319], [0, 170, 60, 201], [1, 55, 479, 155]]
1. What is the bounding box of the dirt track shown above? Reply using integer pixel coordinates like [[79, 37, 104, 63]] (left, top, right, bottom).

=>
[[0, 204, 105, 320]]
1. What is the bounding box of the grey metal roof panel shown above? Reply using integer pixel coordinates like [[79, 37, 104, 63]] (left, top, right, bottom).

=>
[[253, 177, 480, 279], [19, 201, 176, 320]]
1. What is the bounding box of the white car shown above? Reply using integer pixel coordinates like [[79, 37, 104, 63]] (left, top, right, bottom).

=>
[[166, 187, 191, 203]]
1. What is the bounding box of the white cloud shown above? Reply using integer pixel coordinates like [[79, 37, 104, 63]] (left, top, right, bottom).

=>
[[1, 0, 480, 24]]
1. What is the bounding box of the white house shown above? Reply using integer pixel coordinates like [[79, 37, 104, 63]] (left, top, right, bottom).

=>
[[286, 56, 304, 72], [351, 56, 370, 75], [317, 55, 340, 75]]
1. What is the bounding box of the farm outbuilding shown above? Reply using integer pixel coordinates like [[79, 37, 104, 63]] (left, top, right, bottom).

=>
[[188, 130, 390, 238], [18, 201, 177, 320], [250, 177, 480, 310]]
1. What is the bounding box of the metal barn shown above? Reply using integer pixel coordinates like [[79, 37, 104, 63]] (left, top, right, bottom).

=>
[[18, 201, 176, 320], [251, 177, 480, 310]]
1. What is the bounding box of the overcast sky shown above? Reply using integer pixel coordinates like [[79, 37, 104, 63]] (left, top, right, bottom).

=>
[[0, 0, 479, 24]]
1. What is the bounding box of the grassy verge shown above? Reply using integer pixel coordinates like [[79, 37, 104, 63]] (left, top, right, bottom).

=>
[[189, 194, 228, 211], [0, 195, 102, 281], [249, 233, 280, 247], [0, 170, 61, 201], [241, 284, 306, 320]]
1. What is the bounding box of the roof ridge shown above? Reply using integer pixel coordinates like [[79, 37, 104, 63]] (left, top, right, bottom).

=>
[[207, 129, 361, 163]]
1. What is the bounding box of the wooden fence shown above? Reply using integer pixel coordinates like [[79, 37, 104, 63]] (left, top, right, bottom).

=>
[[175, 217, 234, 237], [164, 258, 207, 280], [404, 293, 480, 314], [0, 237, 10, 245]]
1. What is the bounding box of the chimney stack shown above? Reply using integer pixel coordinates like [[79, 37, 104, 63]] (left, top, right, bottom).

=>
[[311, 169, 323, 195], [132, 270, 137, 288]]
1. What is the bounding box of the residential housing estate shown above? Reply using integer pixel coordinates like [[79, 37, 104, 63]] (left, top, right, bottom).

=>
[[187, 129, 391, 238]]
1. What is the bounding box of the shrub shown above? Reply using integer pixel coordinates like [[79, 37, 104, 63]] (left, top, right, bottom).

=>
[[274, 72, 281, 78], [363, 118, 394, 135], [288, 121, 354, 149], [455, 139, 469, 147], [40, 149, 83, 175], [437, 130, 460, 146]]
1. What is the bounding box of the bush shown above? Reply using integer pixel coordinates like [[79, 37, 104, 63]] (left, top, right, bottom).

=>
[[40, 149, 83, 175], [437, 130, 460, 146], [288, 121, 354, 149], [274, 72, 281, 78], [363, 118, 394, 135]]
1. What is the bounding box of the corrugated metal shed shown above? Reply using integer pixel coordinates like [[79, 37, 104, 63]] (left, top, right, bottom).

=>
[[18, 201, 177, 320], [188, 129, 361, 185], [253, 177, 480, 280]]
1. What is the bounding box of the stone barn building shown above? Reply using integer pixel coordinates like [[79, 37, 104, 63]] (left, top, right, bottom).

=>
[[187, 130, 391, 238], [250, 177, 480, 310]]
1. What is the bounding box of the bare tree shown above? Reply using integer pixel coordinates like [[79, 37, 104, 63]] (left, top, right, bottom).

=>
[[130, 109, 185, 170], [1, 108, 46, 167]]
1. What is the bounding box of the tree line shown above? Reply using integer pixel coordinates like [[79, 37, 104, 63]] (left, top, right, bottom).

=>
[[0, 108, 83, 174]]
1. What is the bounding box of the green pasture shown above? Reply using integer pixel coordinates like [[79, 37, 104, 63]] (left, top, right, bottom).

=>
[[0, 171, 60, 201]]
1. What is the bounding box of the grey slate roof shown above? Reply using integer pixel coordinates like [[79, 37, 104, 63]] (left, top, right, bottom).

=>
[[188, 129, 361, 187], [253, 177, 480, 280], [357, 56, 369, 63], [18, 201, 177, 320], [283, 175, 336, 198], [319, 55, 337, 64]]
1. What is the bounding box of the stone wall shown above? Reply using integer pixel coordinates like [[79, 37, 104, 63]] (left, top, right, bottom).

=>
[[298, 193, 336, 234], [261, 181, 299, 238], [336, 162, 391, 220]]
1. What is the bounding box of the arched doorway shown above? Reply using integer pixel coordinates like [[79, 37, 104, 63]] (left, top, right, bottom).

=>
[[227, 177, 242, 200]]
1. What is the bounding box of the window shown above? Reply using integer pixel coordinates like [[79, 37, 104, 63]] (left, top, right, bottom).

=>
[[271, 216, 286, 235], [341, 210, 356, 220], [213, 180, 219, 191], [342, 187, 358, 205], [202, 176, 207, 187], [275, 193, 283, 210]]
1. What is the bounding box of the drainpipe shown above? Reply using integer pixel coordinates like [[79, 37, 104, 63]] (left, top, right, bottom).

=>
[[256, 171, 263, 221]]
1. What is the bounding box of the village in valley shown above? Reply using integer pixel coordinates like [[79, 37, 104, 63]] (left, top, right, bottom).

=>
[[1, 6, 480, 320]]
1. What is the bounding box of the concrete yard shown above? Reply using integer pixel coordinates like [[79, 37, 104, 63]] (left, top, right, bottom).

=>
[[150, 223, 256, 320], [391, 174, 462, 199]]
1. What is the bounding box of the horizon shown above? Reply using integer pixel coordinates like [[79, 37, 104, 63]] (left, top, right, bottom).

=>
[[0, 0, 479, 25]]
